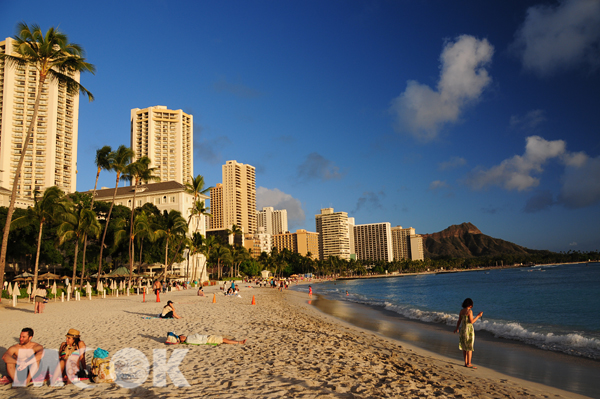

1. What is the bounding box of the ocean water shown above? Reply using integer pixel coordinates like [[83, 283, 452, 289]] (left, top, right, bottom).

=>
[[302, 262, 600, 360]]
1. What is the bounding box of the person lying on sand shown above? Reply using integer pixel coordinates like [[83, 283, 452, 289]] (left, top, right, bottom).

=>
[[160, 301, 182, 319], [166, 332, 246, 345]]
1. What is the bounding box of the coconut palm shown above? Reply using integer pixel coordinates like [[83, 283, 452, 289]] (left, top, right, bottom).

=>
[[57, 205, 102, 288], [134, 211, 161, 275], [198, 234, 217, 282], [81, 145, 112, 285], [184, 174, 211, 219], [124, 156, 159, 284], [231, 246, 250, 278], [10, 186, 67, 298], [0, 22, 95, 293], [211, 244, 231, 280], [155, 210, 188, 281], [96, 145, 134, 286], [226, 224, 243, 247]]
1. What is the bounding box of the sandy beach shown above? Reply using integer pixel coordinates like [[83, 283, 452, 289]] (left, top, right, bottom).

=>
[[0, 284, 590, 398]]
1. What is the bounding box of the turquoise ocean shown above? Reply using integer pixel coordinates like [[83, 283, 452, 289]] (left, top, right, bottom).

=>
[[296, 262, 600, 397]]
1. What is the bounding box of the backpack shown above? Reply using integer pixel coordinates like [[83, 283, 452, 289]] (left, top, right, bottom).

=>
[[165, 332, 179, 345], [91, 357, 116, 383]]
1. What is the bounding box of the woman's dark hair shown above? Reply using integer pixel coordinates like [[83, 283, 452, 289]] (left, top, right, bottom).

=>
[[462, 298, 474, 308]]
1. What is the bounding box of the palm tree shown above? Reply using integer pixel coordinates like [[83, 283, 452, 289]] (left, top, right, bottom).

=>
[[96, 145, 134, 286], [227, 224, 243, 247], [10, 186, 67, 297], [0, 22, 95, 293], [124, 156, 159, 285], [184, 174, 211, 222], [132, 211, 156, 274], [155, 210, 188, 282], [57, 205, 102, 288], [211, 244, 231, 280], [198, 234, 217, 282], [81, 146, 112, 277], [231, 246, 249, 278]]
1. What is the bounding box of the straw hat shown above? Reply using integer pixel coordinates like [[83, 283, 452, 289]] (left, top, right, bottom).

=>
[[66, 328, 80, 337]]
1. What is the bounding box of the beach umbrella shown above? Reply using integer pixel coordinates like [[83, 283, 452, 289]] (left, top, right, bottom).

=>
[[8, 282, 12, 296], [15, 272, 35, 278], [27, 282, 32, 302], [52, 281, 57, 302]]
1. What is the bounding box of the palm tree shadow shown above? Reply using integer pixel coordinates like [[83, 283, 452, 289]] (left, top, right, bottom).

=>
[[2, 306, 34, 313]]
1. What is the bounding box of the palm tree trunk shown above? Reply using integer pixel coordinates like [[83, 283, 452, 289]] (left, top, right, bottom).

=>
[[163, 238, 169, 282], [81, 166, 102, 288], [96, 173, 121, 287], [71, 238, 80, 289], [128, 179, 138, 286], [80, 237, 87, 290], [32, 221, 44, 308], [0, 74, 45, 297], [138, 239, 144, 275]]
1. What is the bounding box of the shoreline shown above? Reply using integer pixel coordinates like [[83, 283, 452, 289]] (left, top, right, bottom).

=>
[[0, 285, 591, 398], [309, 293, 600, 398], [336, 260, 597, 281]]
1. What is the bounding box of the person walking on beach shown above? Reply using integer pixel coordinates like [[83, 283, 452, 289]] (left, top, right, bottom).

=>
[[454, 298, 483, 368], [308, 285, 312, 298]]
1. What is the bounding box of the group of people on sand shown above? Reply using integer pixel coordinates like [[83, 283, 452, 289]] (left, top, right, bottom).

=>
[[1, 328, 86, 387]]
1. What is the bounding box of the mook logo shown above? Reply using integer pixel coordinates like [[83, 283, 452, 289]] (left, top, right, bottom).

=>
[[13, 347, 190, 389]]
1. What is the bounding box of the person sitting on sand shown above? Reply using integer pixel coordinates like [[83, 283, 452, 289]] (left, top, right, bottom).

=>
[[197, 286, 205, 296], [454, 298, 483, 368], [160, 300, 182, 319], [1, 328, 45, 386], [167, 332, 246, 345], [58, 328, 87, 382]]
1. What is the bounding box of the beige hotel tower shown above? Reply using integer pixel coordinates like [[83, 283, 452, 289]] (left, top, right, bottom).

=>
[[130, 105, 193, 185], [210, 160, 256, 234], [0, 37, 80, 199]]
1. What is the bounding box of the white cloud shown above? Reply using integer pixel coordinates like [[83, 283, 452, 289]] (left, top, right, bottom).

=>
[[466, 136, 567, 191], [438, 156, 467, 170], [509, 109, 546, 130], [558, 155, 600, 208], [429, 180, 449, 190], [256, 187, 306, 227], [511, 0, 600, 76], [390, 35, 494, 141]]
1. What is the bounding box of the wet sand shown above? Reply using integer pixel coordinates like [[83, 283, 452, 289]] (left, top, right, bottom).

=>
[[312, 295, 600, 398], [0, 285, 592, 398]]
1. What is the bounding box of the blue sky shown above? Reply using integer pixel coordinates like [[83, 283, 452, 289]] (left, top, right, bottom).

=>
[[3, 0, 599, 252]]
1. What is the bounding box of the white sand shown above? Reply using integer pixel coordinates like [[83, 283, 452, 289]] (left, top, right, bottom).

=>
[[0, 285, 590, 398]]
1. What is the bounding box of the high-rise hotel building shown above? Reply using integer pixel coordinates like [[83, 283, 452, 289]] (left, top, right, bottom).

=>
[[130, 105, 193, 185], [257, 206, 288, 235], [209, 160, 256, 234], [315, 208, 352, 261], [354, 222, 393, 263], [0, 37, 80, 198], [391, 226, 424, 261]]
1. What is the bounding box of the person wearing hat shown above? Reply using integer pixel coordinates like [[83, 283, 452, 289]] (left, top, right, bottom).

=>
[[160, 300, 182, 319], [58, 328, 87, 383]]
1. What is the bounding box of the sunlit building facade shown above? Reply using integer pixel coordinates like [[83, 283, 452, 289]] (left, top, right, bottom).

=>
[[130, 105, 193, 185], [0, 37, 80, 198]]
